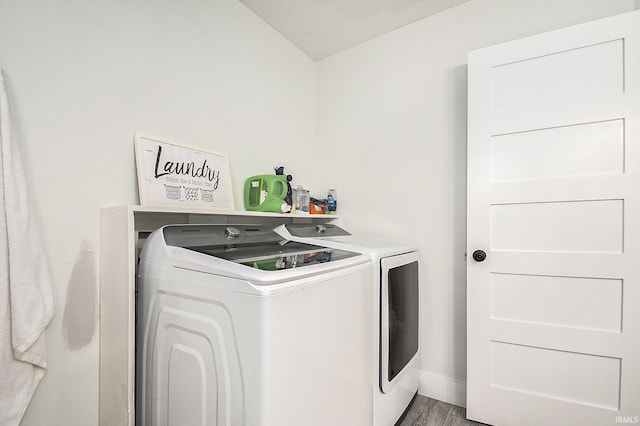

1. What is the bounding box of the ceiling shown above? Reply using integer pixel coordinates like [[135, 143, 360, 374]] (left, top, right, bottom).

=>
[[239, 0, 471, 60]]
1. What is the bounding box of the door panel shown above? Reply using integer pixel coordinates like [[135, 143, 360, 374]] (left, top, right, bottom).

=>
[[490, 119, 625, 181], [490, 341, 621, 410], [490, 199, 624, 253], [490, 38, 624, 111], [467, 10, 640, 425], [489, 273, 623, 332]]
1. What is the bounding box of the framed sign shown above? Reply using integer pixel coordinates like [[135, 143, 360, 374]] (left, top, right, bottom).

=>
[[134, 133, 235, 210]]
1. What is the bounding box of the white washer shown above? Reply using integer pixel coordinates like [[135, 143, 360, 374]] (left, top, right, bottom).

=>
[[137, 224, 374, 426], [274, 223, 420, 426]]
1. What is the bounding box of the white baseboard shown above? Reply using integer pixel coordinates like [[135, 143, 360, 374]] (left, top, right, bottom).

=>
[[417, 370, 467, 408]]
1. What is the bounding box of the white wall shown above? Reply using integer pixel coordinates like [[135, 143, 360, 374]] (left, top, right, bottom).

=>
[[0, 0, 315, 424], [315, 0, 636, 406]]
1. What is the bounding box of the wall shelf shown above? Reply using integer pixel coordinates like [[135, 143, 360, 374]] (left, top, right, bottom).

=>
[[98, 205, 338, 425]]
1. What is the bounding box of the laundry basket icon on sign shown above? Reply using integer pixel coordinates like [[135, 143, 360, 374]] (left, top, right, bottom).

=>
[[184, 187, 200, 201], [201, 189, 214, 202], [164, 184, 182, 200]]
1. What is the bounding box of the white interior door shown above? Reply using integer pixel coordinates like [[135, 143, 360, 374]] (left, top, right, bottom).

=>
[[467, 11, 640, 426]]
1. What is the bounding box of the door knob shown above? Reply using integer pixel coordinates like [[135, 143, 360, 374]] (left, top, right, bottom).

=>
[[472, 250, 487, 262]]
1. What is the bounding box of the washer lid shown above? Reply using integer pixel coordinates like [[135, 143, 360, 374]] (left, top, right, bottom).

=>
[[162, 224, 362, 273], [284, 223, 351, 238], [164, 224, 284, 248], [274, 224, 417, 258]]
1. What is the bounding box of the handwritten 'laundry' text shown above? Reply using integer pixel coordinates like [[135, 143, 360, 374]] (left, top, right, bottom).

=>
[[154, 145, 220, 189]]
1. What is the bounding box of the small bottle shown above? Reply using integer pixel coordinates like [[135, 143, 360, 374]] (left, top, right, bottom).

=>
[[296, 185, 310, 214], [327, 189, 337, 215]]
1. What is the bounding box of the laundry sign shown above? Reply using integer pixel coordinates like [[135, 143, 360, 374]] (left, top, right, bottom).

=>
[[134, 133, 235, 210]]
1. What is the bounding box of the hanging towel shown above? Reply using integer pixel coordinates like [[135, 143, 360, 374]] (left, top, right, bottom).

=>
[[0, 70, 53, 425]]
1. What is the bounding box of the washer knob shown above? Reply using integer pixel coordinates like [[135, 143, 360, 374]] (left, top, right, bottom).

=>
[[316, 224, 327, 234], [225, 226, 241, 238]]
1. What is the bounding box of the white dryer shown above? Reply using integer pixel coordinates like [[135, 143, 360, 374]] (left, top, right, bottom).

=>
[[136, 224, 374, 426], [274, 223, 420, 426]]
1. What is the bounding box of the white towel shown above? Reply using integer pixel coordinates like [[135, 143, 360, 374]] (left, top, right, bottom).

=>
[[0, 70, 53, 425]]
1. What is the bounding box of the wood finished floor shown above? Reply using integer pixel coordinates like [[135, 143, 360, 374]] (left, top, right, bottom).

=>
[[398, 395, 486, 426]]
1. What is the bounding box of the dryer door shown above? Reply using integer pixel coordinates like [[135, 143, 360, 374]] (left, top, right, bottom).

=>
[[380, 251, 420, 393]]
